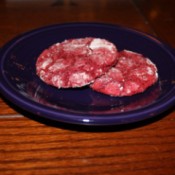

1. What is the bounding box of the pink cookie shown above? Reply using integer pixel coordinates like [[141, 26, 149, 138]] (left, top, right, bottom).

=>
[[36, 37, 118, 88], [91, 50, 158, 96]]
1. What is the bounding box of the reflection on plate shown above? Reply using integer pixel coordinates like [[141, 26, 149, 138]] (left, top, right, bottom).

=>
[[0, 23, 175, 125], [27, 80, 162, 114]]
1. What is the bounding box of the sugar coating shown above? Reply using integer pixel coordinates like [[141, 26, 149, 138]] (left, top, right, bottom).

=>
[[89, 38, 115, 52], [36, 37, 118, 88], [91, 50, 158, 96]]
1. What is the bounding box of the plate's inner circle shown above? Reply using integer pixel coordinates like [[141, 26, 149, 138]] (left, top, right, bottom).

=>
[[26, 80, 161, 114]]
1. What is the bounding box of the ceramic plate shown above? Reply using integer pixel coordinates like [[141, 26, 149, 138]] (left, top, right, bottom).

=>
[[0, 23, 175, 125]]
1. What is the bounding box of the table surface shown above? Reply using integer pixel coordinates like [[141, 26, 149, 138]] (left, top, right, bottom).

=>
[[0, 0, 175, 175]]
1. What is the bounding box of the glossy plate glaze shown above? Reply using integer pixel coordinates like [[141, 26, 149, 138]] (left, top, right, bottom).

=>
[[0, 23, 175, 125]]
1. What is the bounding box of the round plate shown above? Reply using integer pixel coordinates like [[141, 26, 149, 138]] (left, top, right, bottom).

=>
[[0, 23, 175, 125]]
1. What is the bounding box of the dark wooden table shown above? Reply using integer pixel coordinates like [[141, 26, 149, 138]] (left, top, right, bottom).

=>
[[0, 0, 175, 175]]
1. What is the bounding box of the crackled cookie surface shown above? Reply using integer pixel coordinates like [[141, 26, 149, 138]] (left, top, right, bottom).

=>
[[36, 37, 118, 88], [90, 50, 158, 96]]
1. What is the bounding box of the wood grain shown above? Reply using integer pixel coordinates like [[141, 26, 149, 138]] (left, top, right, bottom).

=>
[[0, 0, 175, 175], [134, 0, 175, 47], [0, 111, 175, 175], [0, 99, 18, 115]]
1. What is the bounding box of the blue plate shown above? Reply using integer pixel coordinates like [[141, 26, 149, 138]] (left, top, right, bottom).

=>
[[0, 23, 175, 125]]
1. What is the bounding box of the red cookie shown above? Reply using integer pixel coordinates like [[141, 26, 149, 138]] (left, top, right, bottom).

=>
[[36, 37, 118, 88], [90, 50, 158, 96]]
